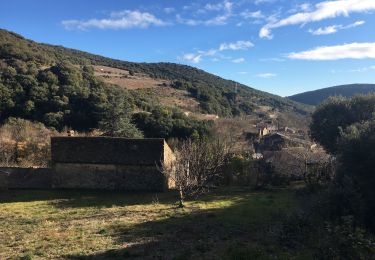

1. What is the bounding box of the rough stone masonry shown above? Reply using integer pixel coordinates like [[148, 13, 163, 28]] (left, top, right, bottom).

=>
[[0, 137, 175, 192]]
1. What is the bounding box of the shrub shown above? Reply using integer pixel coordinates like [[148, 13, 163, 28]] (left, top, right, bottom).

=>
[[0, 118, 55, 167]]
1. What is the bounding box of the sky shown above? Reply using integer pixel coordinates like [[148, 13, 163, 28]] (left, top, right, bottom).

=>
[[1, 0, 375, 96]]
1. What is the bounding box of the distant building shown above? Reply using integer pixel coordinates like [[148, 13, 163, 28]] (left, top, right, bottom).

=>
[[258, 127, 270, 137], [284, 127, 297, 134], [258, 132, 312, 151], [257, 124, 278, 137]]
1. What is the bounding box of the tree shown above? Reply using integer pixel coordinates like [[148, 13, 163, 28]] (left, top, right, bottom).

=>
[[310, 96, 352, 154], [310, 94, 375, 232], [161, 139, 229, 208], [310, 94, 375, 154], [337, 120, 375, 231], [99, 94, 143, 138]]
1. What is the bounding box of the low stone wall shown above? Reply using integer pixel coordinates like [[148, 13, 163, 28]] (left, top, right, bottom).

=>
[[0, 167, 52, 189], [53, 163, 168, 191]]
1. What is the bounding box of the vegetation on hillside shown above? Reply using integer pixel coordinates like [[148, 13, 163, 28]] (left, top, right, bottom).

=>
[[0, 29, 213, 140], [0, 28, 311, 123], [289, 83, 375, 105]]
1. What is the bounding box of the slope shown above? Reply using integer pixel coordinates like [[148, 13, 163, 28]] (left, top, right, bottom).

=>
[[0, 28, 311, 133], [289, 84, 375, 106]]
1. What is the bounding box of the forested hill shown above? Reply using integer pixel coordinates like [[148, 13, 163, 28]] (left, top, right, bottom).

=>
[[0, 28, 310, 133], [289, 84, 375, 106]]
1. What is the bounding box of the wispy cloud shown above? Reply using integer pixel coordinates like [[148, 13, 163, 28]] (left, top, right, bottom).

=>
[[204, 0, 233, 12], [163, 7, 175, 14], [288, 42, 375, 60], [232, 57, 245, 63], [182, 53, 202, 64], [260, 57, 285, 62], [62, 10, 169, 30], [331, 65, 375, 73], [219, 41, 254, 51], [255, 0, 278, 5], [176, 14, 230, 26], [181, 40, 253, 63], [349, 65, 375, 72], [240, 10, 265, 19], [260, 0, 375, 39], [256, 73, 277, 78], [177, 0, 233, 26], [308, 20, 365, 35]]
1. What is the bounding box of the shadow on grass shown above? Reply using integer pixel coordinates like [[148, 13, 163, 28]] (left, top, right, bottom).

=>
[[64, 188, 296, 259], [0, 189, 179, 208]]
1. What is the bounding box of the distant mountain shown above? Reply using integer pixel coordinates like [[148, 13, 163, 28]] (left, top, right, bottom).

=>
[[0, 28, 311, 132], [289, 84, 375, 106]]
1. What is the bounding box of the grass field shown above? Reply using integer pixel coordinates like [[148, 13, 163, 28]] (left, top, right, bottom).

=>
[[0, 187, 301, 259]]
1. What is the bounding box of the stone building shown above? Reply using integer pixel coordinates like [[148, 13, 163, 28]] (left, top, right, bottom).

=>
[[51, 137, 175, 191], [0, 137, 176, 191]]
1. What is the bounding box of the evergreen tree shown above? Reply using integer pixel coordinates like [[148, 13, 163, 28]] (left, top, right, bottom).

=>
[[99, 94, 143, 138]]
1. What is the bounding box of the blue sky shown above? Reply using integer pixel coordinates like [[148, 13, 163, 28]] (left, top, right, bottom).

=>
[[1, 0, 375, 96]]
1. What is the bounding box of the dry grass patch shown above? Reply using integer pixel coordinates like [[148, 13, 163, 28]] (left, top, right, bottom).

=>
[[93, 65, 167, 90], [0, 188, 298, 259]]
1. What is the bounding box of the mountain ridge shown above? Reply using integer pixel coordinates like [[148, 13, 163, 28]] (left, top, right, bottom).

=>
[[289, 84, 375, 106]]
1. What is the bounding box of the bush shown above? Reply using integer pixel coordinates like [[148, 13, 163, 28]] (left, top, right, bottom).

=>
[[314, 216, 374, 260], [0, 118, 55, 167]]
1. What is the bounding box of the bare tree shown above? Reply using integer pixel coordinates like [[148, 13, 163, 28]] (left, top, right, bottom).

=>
[[161, 139, 229, 208]]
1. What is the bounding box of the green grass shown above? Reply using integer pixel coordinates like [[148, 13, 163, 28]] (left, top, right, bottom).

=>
[[0, 187, 300, 259]]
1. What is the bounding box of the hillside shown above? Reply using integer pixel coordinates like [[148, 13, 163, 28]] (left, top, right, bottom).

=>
[[0, 28, 311, 134], [289, 84, 375, 106]]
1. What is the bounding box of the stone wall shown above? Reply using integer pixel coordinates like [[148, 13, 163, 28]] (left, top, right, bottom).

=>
[[51, 137, 166, 166], [0, 167, 52, 189], [53, 163, 167, 191], [0, 138, 176, 191]]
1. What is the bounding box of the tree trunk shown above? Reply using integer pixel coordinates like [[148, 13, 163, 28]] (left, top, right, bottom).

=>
[[178, 185, 184, 208]]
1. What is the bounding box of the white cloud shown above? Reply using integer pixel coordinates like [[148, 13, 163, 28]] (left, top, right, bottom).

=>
[[259, 27, 273, 39], [260, 0, 375, 38], [288, 3, 312, 14], [164, 7, 175, 14], [309, 25, 340, 35], [182, 53, 202, 63], [256, 73, 277, 78], [219, 41, 254, 51], [181, 40, 253, 63], [176, 13, 231, 26], [255, 0, 277, 4], [332, 66, 375, 73], [62, 10, 168, 30], [238, 71, 248, 74], [260, 57, 285, 62], [299, 3, 312, 11], [241, 10, 265, 19], [288, 42, 375, 60], [205, 0, 233, 12], [177, 0, 233, 26], [232, 57, 245, 63], [308, 20, 365, 35], [349, 65, 375, 72]]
